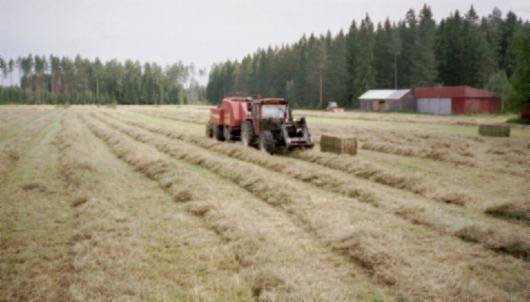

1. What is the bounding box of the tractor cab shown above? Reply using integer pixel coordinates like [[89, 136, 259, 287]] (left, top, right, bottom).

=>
[[244, 98, 313, 153], [248, 98, 292, 134]]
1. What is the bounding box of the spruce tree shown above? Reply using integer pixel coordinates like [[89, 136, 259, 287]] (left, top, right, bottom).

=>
[[411, 4, 438, 86], [352, 15, 376, 106], [346, 21, 359, 105]]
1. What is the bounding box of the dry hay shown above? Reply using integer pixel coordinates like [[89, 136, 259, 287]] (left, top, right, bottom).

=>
[[431, 190, 472, 206], [0, 109, 59, 179], [21, 182, 47, 192], [83, 114, 374, 301], [479, 124, 511, 137], [456, 225, 529, 260], [53, 115, 96, 188], [91, 111, 530, 301], [101, 111, 530, 262], [290, 149, 427, 195], [485, 202, 530, 225], [72, 196, 89, 207], [320, 134, 357, 155]]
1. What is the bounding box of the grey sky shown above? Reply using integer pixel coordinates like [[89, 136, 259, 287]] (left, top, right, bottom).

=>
[[1, 0, 529, 74]]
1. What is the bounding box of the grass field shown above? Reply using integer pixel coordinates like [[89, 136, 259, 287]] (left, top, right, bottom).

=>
[[1, 105, 529, 301]]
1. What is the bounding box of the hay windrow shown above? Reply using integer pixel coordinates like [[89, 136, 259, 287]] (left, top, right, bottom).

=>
[[290, 149, 427, 195], [0, 109, 60, 180], [82, 113, 380, 301], [485, 202, 530, 226], [100, 110, 530, 262], [456, 225, 529, 260], [91, 110, 530, 301]]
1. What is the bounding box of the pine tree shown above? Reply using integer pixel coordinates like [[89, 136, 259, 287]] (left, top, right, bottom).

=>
[[374, 19, 397, 88], [346, 21, 359, 104], [507, 23, 530, 112], [398, 9, 417, 87], [499, 11, 520, 76], [352, 15, 376, 106], [436, 11, 466, 85], [410, 4, 438, 86], [326, 30, 349, 107]]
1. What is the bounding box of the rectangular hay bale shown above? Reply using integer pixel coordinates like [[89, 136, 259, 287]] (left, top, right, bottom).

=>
[[478, 124, 510, 137], [320, 135, 357, 155]]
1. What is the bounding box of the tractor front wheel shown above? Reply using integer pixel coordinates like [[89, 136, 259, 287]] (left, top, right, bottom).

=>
[[258, 130, 276, 154]]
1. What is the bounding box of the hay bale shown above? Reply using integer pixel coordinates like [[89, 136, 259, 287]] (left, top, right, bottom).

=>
[[478, 124, 510, 137], [320, 135, 357, 155]]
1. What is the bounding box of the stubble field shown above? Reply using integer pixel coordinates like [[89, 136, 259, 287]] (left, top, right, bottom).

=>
[[1, 105, 529, 301]]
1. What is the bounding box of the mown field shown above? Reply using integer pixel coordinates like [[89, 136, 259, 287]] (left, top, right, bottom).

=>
[[1, 105, 529, 301]]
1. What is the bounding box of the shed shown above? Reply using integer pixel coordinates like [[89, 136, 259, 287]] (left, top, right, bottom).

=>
[[415, 86, 500, 115], [359, 89, 415, 112]]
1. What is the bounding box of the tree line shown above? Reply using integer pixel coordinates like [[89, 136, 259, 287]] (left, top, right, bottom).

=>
[[206, 5, 530, 112], [0, 55, 206, 105]]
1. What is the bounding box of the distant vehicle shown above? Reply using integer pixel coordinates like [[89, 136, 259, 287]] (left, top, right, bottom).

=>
[[206, 96, 313, 153], [326, 102, 344, 112]]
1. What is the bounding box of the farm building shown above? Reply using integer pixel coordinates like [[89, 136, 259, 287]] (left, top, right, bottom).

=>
[[415, 86, 501, 115], [359, 89, 415, 112]]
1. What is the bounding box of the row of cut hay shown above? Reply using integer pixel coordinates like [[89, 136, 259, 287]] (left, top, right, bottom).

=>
[[486, 202, 530, 226], [310, 122, 530, 179], [95, 111, 530, 301], [288, 149, 427, 194], [479, 124, 511, 137], [62, 113, 251, 301], [360, 141, 476, 167], [0, 109, 60, 181], [320, 135, 357, 155], [291, 147, 475, 207], [52, 111, 119, 301], [82, 114, 379, 301], [54, 112, 130, 299], [75, 112, 278, 301], [102, 111, 530, 261], [53, 113, 96, 192], [0, 108, 50, 134], [456, 225, 529, 260], [99, 112, 377, 203], [309, 124, 481, 167]]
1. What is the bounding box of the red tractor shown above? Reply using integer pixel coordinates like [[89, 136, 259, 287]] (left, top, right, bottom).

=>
[[206, 96, 313, 153]]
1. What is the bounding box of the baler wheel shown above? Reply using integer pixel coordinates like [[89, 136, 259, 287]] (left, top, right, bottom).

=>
[[213, 125, 224, 141]]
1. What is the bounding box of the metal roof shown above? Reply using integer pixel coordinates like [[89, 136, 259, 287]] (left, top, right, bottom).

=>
[[359, 89, 411, 100]]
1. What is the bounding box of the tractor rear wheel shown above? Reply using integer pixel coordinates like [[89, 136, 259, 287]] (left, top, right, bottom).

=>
[[258, 130, 276, 154], [213, 125, 224, 141], [241, 121, 254, 146]]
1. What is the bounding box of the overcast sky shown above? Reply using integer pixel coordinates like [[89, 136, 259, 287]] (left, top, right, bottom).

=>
[[1, 0, 529, 76]]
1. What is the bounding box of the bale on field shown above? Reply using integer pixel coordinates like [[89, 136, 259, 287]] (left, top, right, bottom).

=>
[[320, 135, 357, 155], [478, 124, 510, 137]]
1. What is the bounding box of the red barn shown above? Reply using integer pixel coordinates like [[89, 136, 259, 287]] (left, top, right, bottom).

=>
[[415, 86, 501, 115]]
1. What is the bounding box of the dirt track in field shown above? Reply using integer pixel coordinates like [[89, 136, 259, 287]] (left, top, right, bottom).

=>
[[1, 105, 529, 301]]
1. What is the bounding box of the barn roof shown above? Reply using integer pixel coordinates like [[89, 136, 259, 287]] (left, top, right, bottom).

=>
[[359, 89, 411, 100]]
